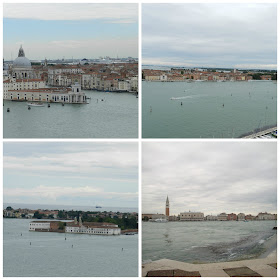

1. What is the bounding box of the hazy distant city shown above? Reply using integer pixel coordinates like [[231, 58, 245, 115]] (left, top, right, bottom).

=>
[[142, 196, 277, 222]]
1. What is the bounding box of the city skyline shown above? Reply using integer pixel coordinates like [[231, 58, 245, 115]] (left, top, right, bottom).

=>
[[142, 4, 277, 69], [142, 142, 276, 216], [4, 142, 138, 208], [4, 3, 138, 60]]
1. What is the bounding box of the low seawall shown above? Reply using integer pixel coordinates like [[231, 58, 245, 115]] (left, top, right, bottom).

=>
[[143, 253, 277, 277]]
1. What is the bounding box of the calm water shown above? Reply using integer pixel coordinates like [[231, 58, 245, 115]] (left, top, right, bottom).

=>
[[143, 221, 276, 263], [4, 219, 138, 277], [4, 90, 138, 138], [142, 81, 277, 138]]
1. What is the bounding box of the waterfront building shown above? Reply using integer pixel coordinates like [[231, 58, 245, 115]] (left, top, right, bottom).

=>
[[142, 214, 154, 221], [3, 77, 46, 96], [180, 211, 204, 221], [217, 213, 228, 221], [142, 68, 255, 82], [237, 213, 246, 221], [29, 221, 51, 231], [245, 214, 255, 221], [29, 221, 61, 231], [65, 217, 121, 235], [205, 215, 218, 221], [4, 82, 87, 104], [227, 213, 237, 221], [165, 196, 169, 217], [260, 75, 272, 80], [168, 215, 179, 221], [256, 212, 276, 220]]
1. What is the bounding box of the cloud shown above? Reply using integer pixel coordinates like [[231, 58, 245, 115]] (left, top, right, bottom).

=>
[[142, 4, 276, 69], [4, 185, 138, 201], [4, 143, 138, 173], [142, 142, 277, 216], [4, 143, 138, 207], [4, 4, 138, 23]]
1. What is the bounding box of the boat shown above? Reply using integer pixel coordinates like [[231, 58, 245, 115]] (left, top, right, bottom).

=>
[[96, 206, 102, 208], [154, 218, 168, 222], [27, 102, 44, 107]]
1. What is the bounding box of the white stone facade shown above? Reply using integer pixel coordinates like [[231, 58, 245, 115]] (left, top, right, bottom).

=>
[[3, 78, 46, 96], [65, 225, 121, 235], [29, 221, 50, 231], [4, 83, 87, 104], [180, 212, 204, 221], [217, 213, 228, 221]]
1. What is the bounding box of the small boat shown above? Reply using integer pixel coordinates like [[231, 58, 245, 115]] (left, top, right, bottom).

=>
[[149, 218, 168, 223], [27, 102, 44, 107], [96, 206, 102, 208], [155, 218, 168, 223]]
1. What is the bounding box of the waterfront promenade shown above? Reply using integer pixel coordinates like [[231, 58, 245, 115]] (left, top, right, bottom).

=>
[[143, 251, 277, 277], [242, 127, 277, 139]]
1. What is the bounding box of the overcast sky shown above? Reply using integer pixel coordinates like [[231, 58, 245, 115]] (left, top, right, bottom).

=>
[[142, 142, 276, 216], [142, 4, 277, 69], [4, 142, 138, 208], [4, 4, 138, 60]]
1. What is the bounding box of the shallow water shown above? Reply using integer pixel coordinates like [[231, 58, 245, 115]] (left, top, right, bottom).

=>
[[4, 219, 138, 277], [142, 221, 276, 263], [4, 90, 138, 138], [142, 81, 277, 138]]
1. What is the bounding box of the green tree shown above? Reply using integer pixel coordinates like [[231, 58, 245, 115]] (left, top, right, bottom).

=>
[[58, 222, 66, 230], [252, 73, 262, 80], [33, 211, 44, 219], [6, 206, 13, 211], [58, 210, 67, 219]]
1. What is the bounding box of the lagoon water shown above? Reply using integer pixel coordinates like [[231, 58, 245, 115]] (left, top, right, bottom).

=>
[[4, 219, 138, 277], [142, 81, 277, 138], [142, 221, 276, 264], [4, 90, 138, 138]]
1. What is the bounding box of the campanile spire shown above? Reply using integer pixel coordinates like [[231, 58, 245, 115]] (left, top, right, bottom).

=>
[[165, 195, 169, 217]]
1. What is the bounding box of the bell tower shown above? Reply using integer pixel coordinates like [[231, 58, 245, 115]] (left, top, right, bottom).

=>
[[165, 196, 169, 217]]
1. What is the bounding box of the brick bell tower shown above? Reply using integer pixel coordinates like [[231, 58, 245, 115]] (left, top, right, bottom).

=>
[[165, 196, 169, 217]]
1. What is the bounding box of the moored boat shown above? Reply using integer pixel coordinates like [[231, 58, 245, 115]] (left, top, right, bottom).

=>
[[27, 102, 44, 107]]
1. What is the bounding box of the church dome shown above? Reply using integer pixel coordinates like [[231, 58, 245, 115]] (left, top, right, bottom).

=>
[[13, 46, 31, 68]]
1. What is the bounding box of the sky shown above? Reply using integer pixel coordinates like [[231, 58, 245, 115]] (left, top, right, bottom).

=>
[[3, 4, 138, 60], [142, 4, 277, 70], [142, 142, 277, 216], [4, 142, 138, 208]]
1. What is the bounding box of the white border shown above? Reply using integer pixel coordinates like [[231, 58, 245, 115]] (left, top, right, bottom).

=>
[[1, 1, 279, 279]]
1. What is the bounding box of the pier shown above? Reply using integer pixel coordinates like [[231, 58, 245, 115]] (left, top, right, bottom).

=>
[[242, 127, 277, 139]]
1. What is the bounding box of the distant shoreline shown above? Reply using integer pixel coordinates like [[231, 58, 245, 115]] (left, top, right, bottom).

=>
[[4, 202, 138, 213]]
